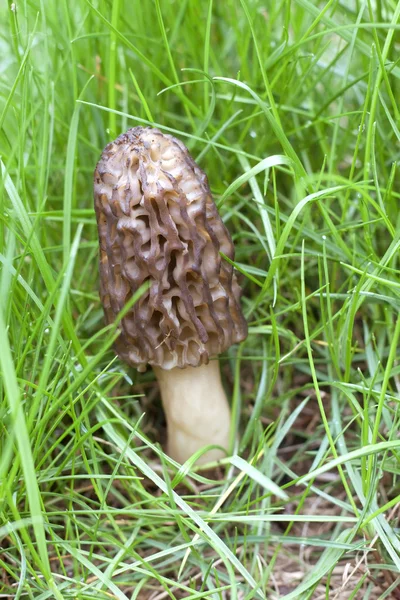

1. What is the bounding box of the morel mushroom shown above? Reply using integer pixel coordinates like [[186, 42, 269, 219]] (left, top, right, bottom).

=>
[[94, 126, 247, 464]]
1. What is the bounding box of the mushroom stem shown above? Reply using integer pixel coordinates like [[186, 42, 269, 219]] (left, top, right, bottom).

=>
[[153, 361, 231, 465]]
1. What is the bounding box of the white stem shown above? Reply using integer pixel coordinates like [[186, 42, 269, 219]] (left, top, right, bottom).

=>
[[153, 361, 231, 465]]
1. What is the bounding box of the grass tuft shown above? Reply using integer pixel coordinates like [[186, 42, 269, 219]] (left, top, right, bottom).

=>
[[1, 0, 400, 597]]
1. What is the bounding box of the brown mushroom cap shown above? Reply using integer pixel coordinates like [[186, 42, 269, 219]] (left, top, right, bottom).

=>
[[94, 126, 247, 371]]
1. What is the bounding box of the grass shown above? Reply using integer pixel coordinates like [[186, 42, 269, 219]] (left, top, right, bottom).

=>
[[1, 0, 400, 597]]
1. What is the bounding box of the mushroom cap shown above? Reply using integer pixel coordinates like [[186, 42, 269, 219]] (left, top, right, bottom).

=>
[[94, 126, 247, 371]]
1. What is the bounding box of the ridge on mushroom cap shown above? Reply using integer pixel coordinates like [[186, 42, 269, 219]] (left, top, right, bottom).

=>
[[94, 126, 248, 371]]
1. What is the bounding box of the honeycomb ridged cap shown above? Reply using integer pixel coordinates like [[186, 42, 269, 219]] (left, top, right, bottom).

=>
[[94, 126, 247, 371]]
